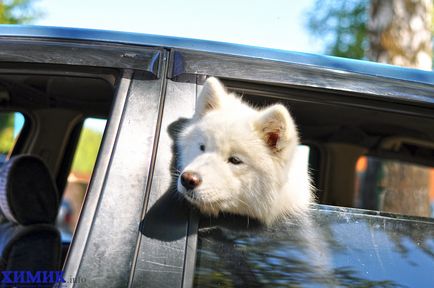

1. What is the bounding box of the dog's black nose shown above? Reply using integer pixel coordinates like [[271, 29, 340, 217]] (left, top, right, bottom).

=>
[[181, 171, 202, 190]]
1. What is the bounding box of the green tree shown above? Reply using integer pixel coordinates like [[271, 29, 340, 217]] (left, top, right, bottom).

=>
[[0, 0, 41, 156], [306, 0, 369, 59], [71, 128, 104, 175], [306, 0, 433, 64], [0, 113, 14, 154], [0, 0, 41, 24]]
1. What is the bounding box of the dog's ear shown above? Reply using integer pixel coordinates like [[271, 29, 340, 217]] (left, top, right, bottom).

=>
[[255, 104, 298, 152], [194, 77, 227, 118]]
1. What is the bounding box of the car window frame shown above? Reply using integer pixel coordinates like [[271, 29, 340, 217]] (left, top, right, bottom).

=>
[[3, 34, 433, 288], [0, 36, 169, 287], [61, 61, 166, 286]]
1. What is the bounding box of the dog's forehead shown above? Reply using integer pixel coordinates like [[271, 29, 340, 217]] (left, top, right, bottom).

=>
[[191, 113, 257, 151], [200, 111, 252, 133]]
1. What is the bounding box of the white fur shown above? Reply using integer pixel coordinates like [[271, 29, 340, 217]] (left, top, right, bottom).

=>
[[177, 77, 313, 225]]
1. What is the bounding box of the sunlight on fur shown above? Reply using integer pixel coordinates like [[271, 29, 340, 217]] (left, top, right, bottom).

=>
[[176, 77, 314, 225]]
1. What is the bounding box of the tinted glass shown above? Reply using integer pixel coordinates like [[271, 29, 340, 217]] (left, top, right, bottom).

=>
[[355, 156, 434, 218], [194, 205, 434, 287]]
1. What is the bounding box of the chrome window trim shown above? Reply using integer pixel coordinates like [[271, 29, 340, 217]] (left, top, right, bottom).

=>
[[169, 49, 434, 107], [0, 38, 161, 78], [1, 25, 433, 86]]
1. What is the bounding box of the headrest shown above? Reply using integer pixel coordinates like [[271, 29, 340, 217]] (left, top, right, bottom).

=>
[[0, 155, 59, 225]]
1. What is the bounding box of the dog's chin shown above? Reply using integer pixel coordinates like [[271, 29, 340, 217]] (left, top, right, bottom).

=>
[[177, 190, 223, 217]]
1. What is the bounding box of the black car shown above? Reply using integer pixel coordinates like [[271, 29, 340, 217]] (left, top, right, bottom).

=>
[[0, 25, 433, 287]]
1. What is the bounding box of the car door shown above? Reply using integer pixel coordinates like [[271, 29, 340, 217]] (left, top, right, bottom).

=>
[[134, 47, 434, 287], [0, 30, 170, 287], [60, 48, 168, 286]]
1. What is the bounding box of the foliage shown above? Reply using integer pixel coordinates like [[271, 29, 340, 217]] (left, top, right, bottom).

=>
[[0, 0, 42, 155], [71, 128, 103, 175], [306, 0, 434, 62], [306, 0, 369, 60], [0, 0, 42, 24], [0, 113, 15, 154]]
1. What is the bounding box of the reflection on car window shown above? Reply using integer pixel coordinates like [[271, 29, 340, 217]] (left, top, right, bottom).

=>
[[0, 112, 24, 165], [194, 206, 434, 287], [355, 156, 434, 218], [56, 118, 106, 242]]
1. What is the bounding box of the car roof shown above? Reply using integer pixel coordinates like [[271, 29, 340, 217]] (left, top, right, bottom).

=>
[[1, 25, 433, 86]]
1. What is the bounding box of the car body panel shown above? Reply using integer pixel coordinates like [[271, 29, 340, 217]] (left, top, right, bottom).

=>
[[67, 74, 167, 287], [0, 39, 161, 77], [129, 79, 196, 288], [169, 49, 434, 106]]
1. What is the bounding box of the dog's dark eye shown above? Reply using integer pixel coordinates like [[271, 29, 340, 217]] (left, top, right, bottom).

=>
[[199, 144, 205, 152], [228, 156, 243, 165]]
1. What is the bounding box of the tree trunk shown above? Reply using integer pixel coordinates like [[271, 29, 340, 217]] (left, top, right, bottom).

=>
[[367, 0, 432, 217], [368, 0, 432, 70]]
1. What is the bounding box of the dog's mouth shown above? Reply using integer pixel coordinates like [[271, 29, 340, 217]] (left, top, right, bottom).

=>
[[179, 187, 223, 206], [181, 191, 224, 217], [177, 176, 228, 210]]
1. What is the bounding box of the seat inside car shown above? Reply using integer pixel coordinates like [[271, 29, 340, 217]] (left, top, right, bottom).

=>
[[0, 155, 61, 271]]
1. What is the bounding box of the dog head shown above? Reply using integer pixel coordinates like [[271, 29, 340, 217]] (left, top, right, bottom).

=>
[[176, 77, 299, 221]]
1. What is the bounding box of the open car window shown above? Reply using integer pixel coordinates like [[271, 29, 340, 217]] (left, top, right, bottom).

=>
[[194, 205, 434, 287], [57, 118, 107, 242]]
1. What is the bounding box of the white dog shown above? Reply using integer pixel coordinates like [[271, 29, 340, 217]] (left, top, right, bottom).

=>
[[177, 77, 313, 225]]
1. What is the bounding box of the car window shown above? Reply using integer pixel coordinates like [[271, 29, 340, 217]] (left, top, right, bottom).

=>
[[355, 156, 434, 218], [56, 118, 106, 242], [295, 144, 310, 172], [193, 206, 434, 287], [0, 112, 25, 165]]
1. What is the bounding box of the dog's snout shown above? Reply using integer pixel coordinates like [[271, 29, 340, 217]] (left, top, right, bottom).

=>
[[181, 171, 202, 190]]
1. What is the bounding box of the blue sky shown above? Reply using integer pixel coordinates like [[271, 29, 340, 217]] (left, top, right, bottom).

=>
[[26, 0, 322, 133], [33, 0, 322, 53]]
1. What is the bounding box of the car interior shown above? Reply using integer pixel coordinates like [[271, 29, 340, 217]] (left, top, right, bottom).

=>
[[0, 155, 61, 271], [0, 64, 433, 273], [0, 64, 117, 269]]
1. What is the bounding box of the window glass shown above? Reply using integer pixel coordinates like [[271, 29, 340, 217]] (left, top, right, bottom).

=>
[[194, 207, 434, 287], [56, 118, 106, 241], [0, 112, 25, 165], [355, 156, 434, 218]]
